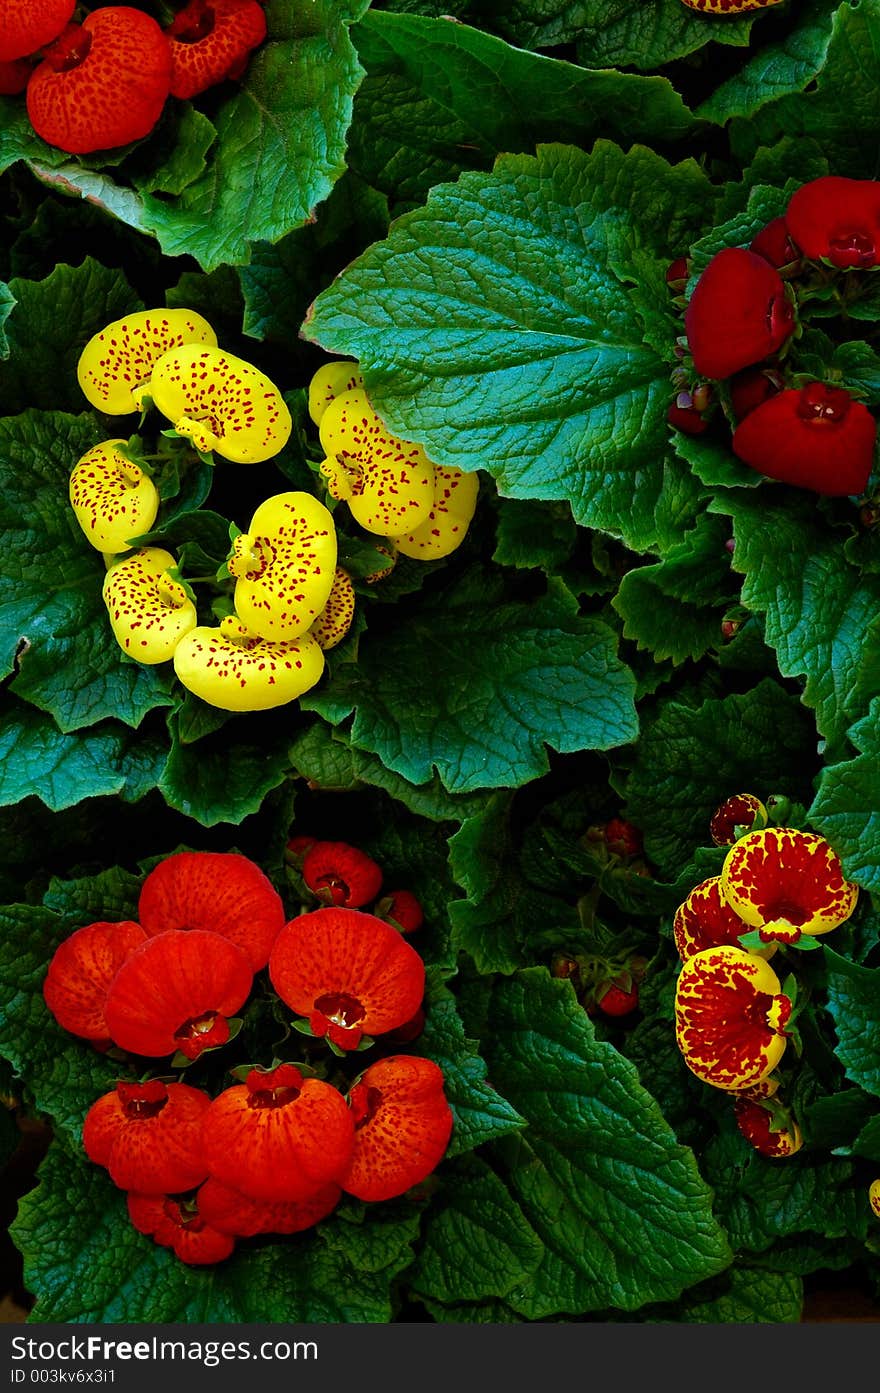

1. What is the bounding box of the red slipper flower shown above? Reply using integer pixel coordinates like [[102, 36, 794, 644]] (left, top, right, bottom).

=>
[[732, 382, 877, 495], [269, 907, 425, 1051], [728, 366, 783, 423], [342, 1056, 453, 1203], [202, 1065, 354, 1203], [0, 0, 74, 62], [720, 827, 859, 944], [197, 1177, 340, 1237], [166, 0, 267, 100], [104, 929, 252, 1060], [301, 842, 383, 909], [732, 1096, 803, 1158], [43, 920, 147, 1045], [750, 217, 801, 271], [377, 890, 424, 935], [684, 248, 795, 380], [127, 1192, 234, 1265], [673, 877, 776, 963], [785, 176, 880, 270], [83, 1080, 210, 1193], [709, 792, 767, 846], [26, 8, 172, 156], [138, 851, 285, 971], [675, 946, 792, 1091], [0, 58, 31, 93]]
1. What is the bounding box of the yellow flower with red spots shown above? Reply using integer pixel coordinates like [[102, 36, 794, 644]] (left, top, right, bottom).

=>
[[720, 827, 858, 945], [310, 569, 356, 651], [150, 344, 291, 463], [69, 440, 159, 553], [673, 875, 777, 962], [173, 614, 324, 712], [318, 387, 435, 537], [733, 1095, 803, 1158], [102, 547, 197, 664], [674, 945, 792, 1091], [389, 464, 479, 561], [77, 308, 217, 416], [227, 492, 338, 642], [870, 1179, 880, 1220]]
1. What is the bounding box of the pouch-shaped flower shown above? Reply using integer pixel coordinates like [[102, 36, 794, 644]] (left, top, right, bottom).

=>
[[229, 492, 337, 641], [173, 615, 324, 711], [138, 851, 285, 972], [342, 1056, 453, 1203], [675, 945, 792, 1091], [685, 248, 795, 380], [127, 1192, 235, 1265], [673, 877, 775, 963], [77, 309, 217, 416], [309, 568, 355, 651], [388, 465, 479, 560], [732, 1096, 802, 1158], [319, 389, 435, 536], [301, 842, 383, 909], [308, 361, 365, 427], [0, 58, 30, 93], [150, 344, 291, 463], [720, 827, 859, 944], [70, 440, 159, 553], [732, 383, 876, 496], [103, 548, 197, 664], [196, 1177, 341, 1237], [785, 176, 880, 270], [709, 793, 767, 846], [43, 919, 147, 1044], [83, 1080, 210, 1194], [0, 0, 74, 62], [165, 0, 266, 100], [678, 0, 782, 11]]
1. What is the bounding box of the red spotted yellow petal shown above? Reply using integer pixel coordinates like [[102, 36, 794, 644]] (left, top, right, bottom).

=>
[[310, 568, 355, 651], [69, 440, 159, 553], [150, 345, 291, 463], [308, 361, 364, 426], [870, 1179, 880, 1219], [720, 827, 858, 942], [318, 389, 435, 536], [679, 0, 783, 11], [77, 309, 217, 415], [673, 876, 776, 962], [675, 945, 791, 1091], [103, 548, 197, 664], [389, 465, 479, 560], [173, 615, 324, 711], [228, 492, 337, 641]]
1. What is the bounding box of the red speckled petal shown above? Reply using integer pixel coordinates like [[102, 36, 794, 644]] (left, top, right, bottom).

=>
[[127, 1194, 235, 1265], [721, 828, 859, 939], [675, 946, 790, 1091], [672, 877, 775, 963], [43, 920, 147, 1041], [0, 0, 74, 61], [341, 1056, 452, 1202], [84, 1082, 211, 1193], [138, 851, 285, 971], [709, 793, 767, 846], [733, 1097, 802, 1157], [678, 0, 782, 11], [301, 842, 383, 909], [167, 0, 266, 100], [197, 1177, 340, 1236]]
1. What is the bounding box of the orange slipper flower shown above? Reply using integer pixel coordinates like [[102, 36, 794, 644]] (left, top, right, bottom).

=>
[[201, 1065, 354, 1203], [269, 907, 425, 1051], [301, 842, 383, 909], [0, 0, 74, 61], [228, 491, 337, 641], [675, 946, 792, 1091], [388, 465, 479, 561], [165, 0, 266, 101], [0, 58, 33, 93], [307, 361, 364, 427], [43, 920, 147, 1046], [673, 877, 776, 962], [318, 389, 435, 537], [103, 929, 252, 1061], [83, 1080, 210, 1194], [197, 1177, 341, 1237], [77, 309, 217, 416], [342, 1056, 453, 1202], [733, 1096, 803, 1158], [127, 1192, 234, 1265], [720, 828, 858, 945], [709, 792, 767, 847], [138, 851, 285, 972], [172, 615, 324, 711], [310, 568, 355, 651], [69, 440, 160, 553], [150, 344, 291, 463], [103, 547, 197, 665]]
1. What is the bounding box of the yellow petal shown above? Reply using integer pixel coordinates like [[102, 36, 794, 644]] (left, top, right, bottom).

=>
[[308, 361, 364, 426], [318, 389, 435, 536], [103, 548, 197, 665], [720, 827, 858, 941], [310, 568, 355, 650], [173, 615, 324, 711], [150, 345, 292, 463], [69, 440, 159, 553], [674, 945, 790, 1091], [389, 465, 479, 560], [228, 491, 337, 641], [77, 309, 217, 415]]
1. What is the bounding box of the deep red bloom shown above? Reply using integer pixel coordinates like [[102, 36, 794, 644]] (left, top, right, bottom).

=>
[[127, 1192, 235, 1265], [202, 1065, 354, 1203], [728, 366, 783, 422], [721, 827, 859, 943], [0, 57, 31, 92], [103, 929, 252, 1060], [710, 793, 767, 846], [785, 176, 880, 270], [269, 907, 425, 1050], [83, 1080, 210, 1193], [673, 876, 770, 963], [732, 383, 876, 496], [285, 834, 320, 865], [197, 1177, 340, 1237], [666, 257, 689, 291], [733, 1096, 802, 1157], [43, 920, 146, 1045], [138, 851, 285, 970], [596, 979, 639, 1017], [668, 401, 709, 436], [166, 0, 267, 100], [342, 1056, 453, 1203], [26, 8, 172, 156], [301, 841, 383, 909], [604, 818, 643, 858], [750, 217, 801, 270], [684, 248, 795, 380], [378, 890, 424, 935], [0, 0, 74, 61]]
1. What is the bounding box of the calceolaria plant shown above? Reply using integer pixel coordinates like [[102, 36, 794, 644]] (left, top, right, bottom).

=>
[[6, 0, 880, 1331]]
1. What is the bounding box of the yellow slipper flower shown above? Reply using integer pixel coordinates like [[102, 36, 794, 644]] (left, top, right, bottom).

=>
[[675, 945, 792, 1091], [389, 465, 479, 560], [77, 308, 217, 415], [69, 440, 159, 553], [150, 344, 292, 463], [318, 388, 435, 537], [103, 548, 197, 665], [227, 492, 337, 642], [307, 361, 365, 426], [310, 568, 355, 650], [173, 615, 325, 711]]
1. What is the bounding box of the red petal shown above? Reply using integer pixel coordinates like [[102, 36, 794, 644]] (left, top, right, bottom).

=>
[[750, 217, 801, 269], [139, 851, 285, 970], [732, 384, 876, 496], [84, 1082, 210, 1193], [786, 176, 880, 269], [0, 0, 74, 61], [166, 0, 266, 100], [685, 248, 794, 380], [197, 1178, 340, 1236], [127, 1193, 235, 1265], [728, 367, 783, 423], [43, 920, 146, 1041], [341, 1056, 452, 1203], [301, 841, 383, 908]]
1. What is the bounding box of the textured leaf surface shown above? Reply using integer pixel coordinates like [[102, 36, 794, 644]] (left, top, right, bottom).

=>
[[158, 712, 293, 828], [652, 1265, 803, 1323], [810, 699, 880, 892], [697, 0, 839, 125], [824, 948, 880, 1098]]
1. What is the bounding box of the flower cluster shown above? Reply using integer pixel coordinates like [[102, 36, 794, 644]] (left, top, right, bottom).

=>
[[42, 848, 451, 1265], [671, 175, 880, 498], [2, 1, 266, 155]]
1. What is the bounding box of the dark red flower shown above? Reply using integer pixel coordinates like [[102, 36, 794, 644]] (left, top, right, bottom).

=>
[[710, 793, 767, 846], [666, 257, 689, 291], [673, 876, 768, 963], [197, 1177, 340, 1237], [127, 1192, 235, 1265], [202, 1065, 353, 1203], [728, 366, 783, 422], [733, 1096, 802, 1157], [377, 890, 424, 935], [138, 851, 285, 971], [26, 7, 172, 155], [43, 920, 147, 1045], [166, 0, 267, 100], [785, 176, 880, 270], [83, 1080, 210, 1193], [342, 1056, 452, 1203], [732, 383, 876, 496], [750, 217, 801, 270], [684, 248, 795, 380], [0, 57, 31, 93], [285, 834, 320, 866], [668, 401, 709, 436], [269, 907, 425, 1051], [603, 818, 643, 859], [301, 841, 383, 909], [596, 979, 639, 1017], [103, 929, 252, 1060], [0, 0, 74, 61]]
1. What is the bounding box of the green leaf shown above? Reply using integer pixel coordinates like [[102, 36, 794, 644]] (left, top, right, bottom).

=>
[[304, 572, 637, 794], [0, 281, 15, 358], [25, 164, 151, 237], [810, 698, 880, 891], [484, 971, 732, 1316], [672, 430, 763, 491], [824, 948, 880, 1097], [650, 1265, 803, 1323], [139, 0, 371, 271], [305, 142, 717, 553], [853, 1114, 880, 1163], [0, 411, 176, 731], [130, 107, 217, 198], [158, 710, 292, 827], [624, 680, 817, 877], [492, 498, 578, 572]]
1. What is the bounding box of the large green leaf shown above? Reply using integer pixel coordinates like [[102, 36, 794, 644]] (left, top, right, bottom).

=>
[[305, 141, 717, 553], [810, 699, 880, 891], [158, 711, 293, 828], [824, 949, 880, 1098], [650, 1265, 803, 1323]]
